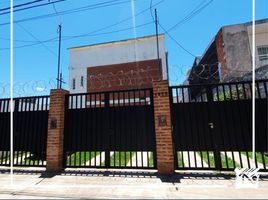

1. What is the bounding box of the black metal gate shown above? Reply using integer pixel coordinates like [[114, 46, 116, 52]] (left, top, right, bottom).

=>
[[63, 88, 157, 169], [170, 80, 268, 171], [0, 96, 49, 167]]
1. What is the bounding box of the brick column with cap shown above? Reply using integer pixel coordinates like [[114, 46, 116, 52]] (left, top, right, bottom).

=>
[[46, 89, 69, 172], [153, 80, 175, 174]]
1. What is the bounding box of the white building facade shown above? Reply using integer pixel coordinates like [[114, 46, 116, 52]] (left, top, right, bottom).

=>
[[68, 34, 167, 93]]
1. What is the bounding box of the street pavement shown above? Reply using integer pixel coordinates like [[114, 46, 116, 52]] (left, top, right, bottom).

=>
[[0, 167, 268, 199]]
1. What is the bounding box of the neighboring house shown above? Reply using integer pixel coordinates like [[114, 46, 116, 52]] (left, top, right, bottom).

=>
[[68, 34, 168, 94], [187, 18, 268, 85]]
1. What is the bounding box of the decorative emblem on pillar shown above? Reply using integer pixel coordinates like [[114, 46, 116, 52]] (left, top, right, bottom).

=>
[[158, 115, 167, 127]]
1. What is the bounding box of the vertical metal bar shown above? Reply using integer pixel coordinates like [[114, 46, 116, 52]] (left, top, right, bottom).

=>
[[254, 152, 258, 168], [182, 87, 185, 103], [74, 95, 77, 167], [123, 91, 127, 167], [263, 81, 268, 98], [119, 92, 122, 167], [235, 84, 240, 100], [229, 84, 233, 100], [0, 100, 2, 165], [129, 91, 133, 168], [88, 100, 92, 167], [39, 97, 45, 166], [207, 151, 211, 168], [94, 94, 98, 167], [245, 151, 251, 168], [69, 95, 74, 167], [224, 152, 229, 169], [24, 98, 32, 166], [18, 98, 25, 166], [133, 91, 138, 167], [249, 82, 253, 99], [188, 87, 196, 168], [14, 99, 20, 165], [261, 152, 266, 170], [2, 99, 8, 165], [256, 82, 261, 99], [79, 95, 82, 167], [82, 95, 86, 167], [1, 100, 8, 165], [242, 83, 247, 99], [216, 85, 220, 101], [181, 151, 184, 168], [200, 88, 204, 102], [175, 88, 178, 103], [32, 98, 38, 166], [105, 92, 110, 168], [222, 85, 226, 101]]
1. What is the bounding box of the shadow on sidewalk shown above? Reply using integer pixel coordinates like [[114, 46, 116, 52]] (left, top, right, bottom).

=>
[[0, 167, 246, 183]]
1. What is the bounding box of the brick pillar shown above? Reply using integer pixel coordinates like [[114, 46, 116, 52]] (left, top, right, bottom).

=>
[[46, 89, 69, 172], [153, 80, 174, 174]]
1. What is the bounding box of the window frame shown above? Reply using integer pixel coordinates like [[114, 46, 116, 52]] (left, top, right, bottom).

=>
[[257, 45, 268, 61]]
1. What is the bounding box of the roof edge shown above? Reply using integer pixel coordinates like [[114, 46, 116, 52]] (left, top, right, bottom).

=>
[[68, 34, 165, 50]]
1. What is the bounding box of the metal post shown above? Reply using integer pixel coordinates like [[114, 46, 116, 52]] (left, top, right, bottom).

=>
[[154, 9, 161, 75], [207, 86, 221, 170], [57, 24, 62, 89], [104, 93, 110, 168]]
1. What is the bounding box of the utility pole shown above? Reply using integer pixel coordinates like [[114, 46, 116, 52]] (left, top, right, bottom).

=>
[[154, 9, 161, 73], [59, 71, 63, 89], [57, 24, 62, 89]]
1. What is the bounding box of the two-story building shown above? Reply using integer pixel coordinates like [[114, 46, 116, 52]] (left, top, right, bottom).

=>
[[68, 34, 168, 93], [187, 18, 268, 84]]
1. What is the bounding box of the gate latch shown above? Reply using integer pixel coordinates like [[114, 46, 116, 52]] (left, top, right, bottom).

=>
[[208, 122, 214, 129]]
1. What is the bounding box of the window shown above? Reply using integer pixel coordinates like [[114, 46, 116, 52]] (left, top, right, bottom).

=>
[[72, 78, 76, 90], [257, 46, 268, 61], [80, 76, 84, 87]]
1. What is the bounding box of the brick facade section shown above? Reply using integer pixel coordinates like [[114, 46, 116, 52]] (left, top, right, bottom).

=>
[[87, 59, 162, 92], [153, 80, 174, 174], [46, 89, 69, 172], [215, 29, 227, 81]]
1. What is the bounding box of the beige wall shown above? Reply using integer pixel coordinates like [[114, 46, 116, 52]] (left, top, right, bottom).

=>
[[247, 22, 268, 68]]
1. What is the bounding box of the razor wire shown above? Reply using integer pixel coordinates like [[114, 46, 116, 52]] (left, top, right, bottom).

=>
[[0, 78, 60, 98]]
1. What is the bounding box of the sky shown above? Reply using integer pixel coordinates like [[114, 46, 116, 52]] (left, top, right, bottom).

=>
[[0, 0, 267, 97]]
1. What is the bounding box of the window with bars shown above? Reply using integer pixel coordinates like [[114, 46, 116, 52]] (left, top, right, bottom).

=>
[[257, 46, 268, 61]]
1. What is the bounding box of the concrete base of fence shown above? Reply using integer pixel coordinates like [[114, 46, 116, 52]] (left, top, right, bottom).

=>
[[153, 80, 175, 175], [46, 89, 69, 172]]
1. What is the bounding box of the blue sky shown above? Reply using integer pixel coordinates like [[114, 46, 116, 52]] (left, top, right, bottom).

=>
[[0, 0, 267, 97]]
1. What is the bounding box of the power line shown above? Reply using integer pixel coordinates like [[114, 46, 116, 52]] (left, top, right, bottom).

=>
[[0, 0, 135, 26], [150, 0, 196, 58], [1, 0, 164, 41], [50, 0, 59, 15], [0, 0, 165, 47], [15, 22, 58, 57], [167, 0, 214, 32], [0, 0, 47, 12], [0, 0, 66, 16], [0, 21, 154, 50], [161, 24, 197, 58], [63, 21, 154, 40]]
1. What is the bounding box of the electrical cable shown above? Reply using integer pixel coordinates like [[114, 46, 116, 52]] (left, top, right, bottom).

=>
[[0, 21, 154, 50], [150, 0, 197, 58], [0, 0, 66, 15], [0, 0, 135, 24]]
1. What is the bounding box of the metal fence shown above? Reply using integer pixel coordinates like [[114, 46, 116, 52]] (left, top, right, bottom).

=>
[[63, 88, 157, 169], [170, 79, 268, 171], [0, 96, 49, 167]]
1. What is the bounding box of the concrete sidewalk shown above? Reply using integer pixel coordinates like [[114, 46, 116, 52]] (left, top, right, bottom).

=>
[[0, 168, 268, 199]]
